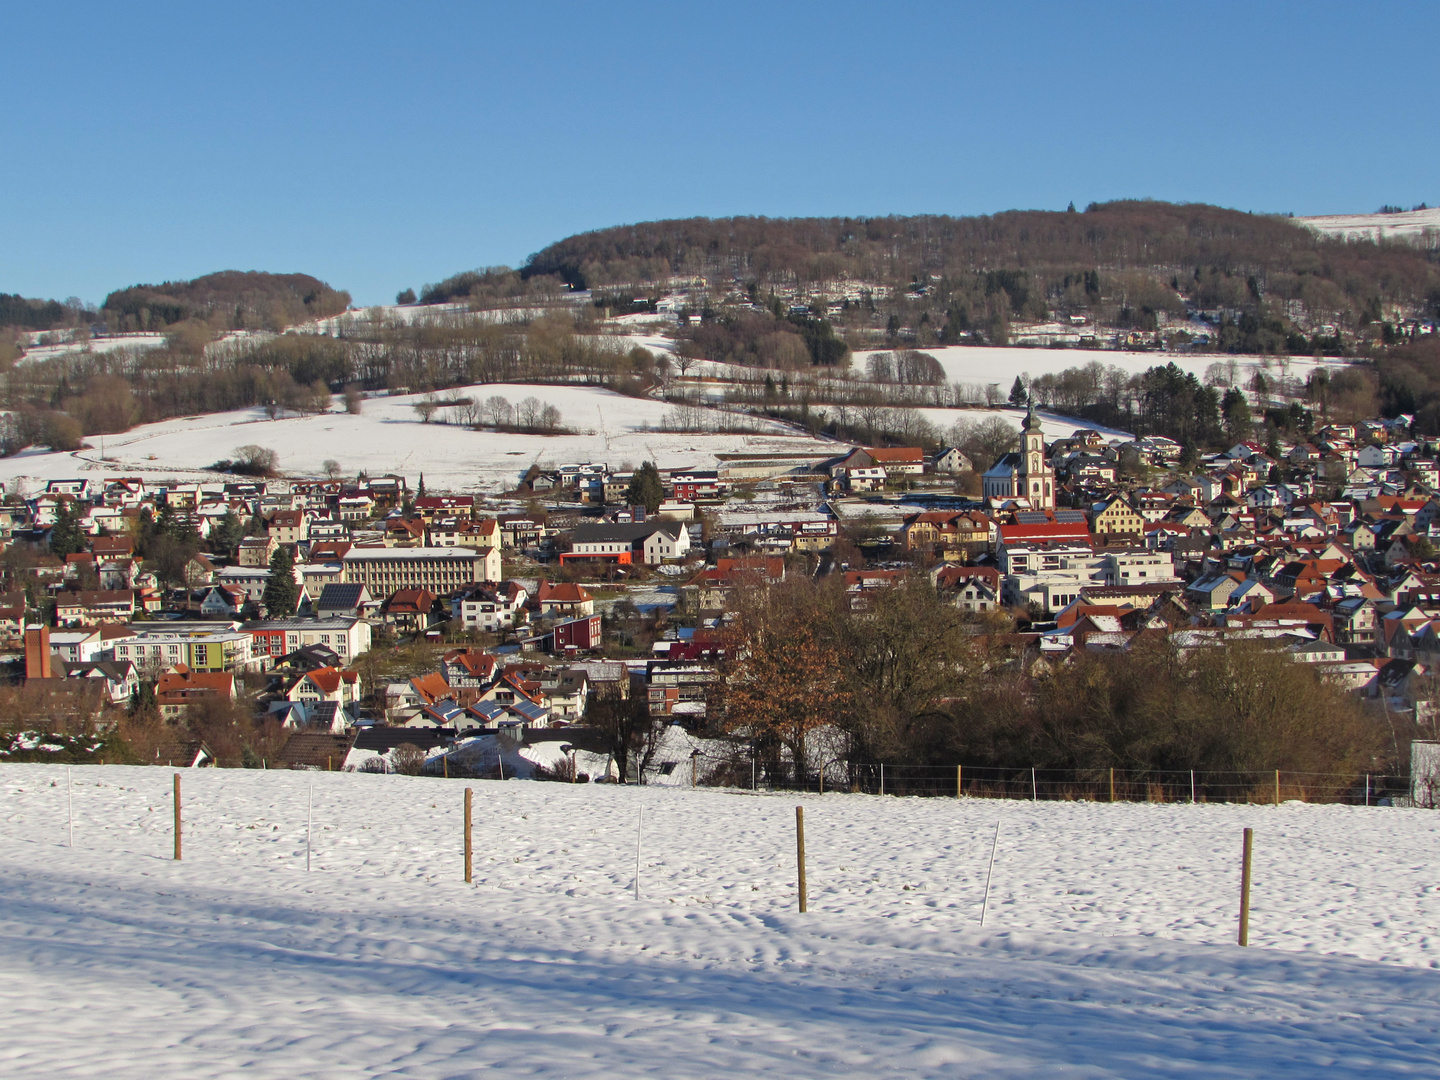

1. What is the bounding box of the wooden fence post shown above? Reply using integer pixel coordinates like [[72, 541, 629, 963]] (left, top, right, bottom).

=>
[[879, 763, 884, 797], [1109, 767, 1115, 803], [463, 787, 473, 883], [956, 764, 962, 799], [1274, 769, 1280, 806], [1031, 767, 1037, 801], [1238, 827, 1253, 946], [795, 806, 807, 913], [173, 774, 182, 861]]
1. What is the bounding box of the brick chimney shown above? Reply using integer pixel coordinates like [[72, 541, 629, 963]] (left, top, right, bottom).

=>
[[24, 625, 52, 680]]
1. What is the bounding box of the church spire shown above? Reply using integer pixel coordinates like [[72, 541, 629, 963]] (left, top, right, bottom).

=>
[[1023, 400, 1041, 433]]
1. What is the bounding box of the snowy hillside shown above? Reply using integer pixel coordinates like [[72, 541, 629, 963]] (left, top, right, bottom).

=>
[[918, 405, 1133, 441], [1, 764, 1436, 1078], [852, 345, 1343, 393], [1300, 207, 1440, 243], [0, 384, 838, 492]]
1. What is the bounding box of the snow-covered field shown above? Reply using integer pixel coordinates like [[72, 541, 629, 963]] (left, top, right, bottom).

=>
[[1300, 207, 1440, 244], [1, 764, 1437, 1078], [852, 345, 1343, 393], [15, 332, 168, 366], [918, 405, 1132, 441], [0, 384, 837, 493]]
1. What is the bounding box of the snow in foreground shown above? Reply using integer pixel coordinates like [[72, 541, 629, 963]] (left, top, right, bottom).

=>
[[1, 764, 1437, 1078]]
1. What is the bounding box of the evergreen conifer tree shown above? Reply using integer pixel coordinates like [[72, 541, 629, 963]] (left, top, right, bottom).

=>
[[49, 499, 84, 558], [212, 511, 245, 557], [263, 546, 298, 617], [625, 461, 665, 513]]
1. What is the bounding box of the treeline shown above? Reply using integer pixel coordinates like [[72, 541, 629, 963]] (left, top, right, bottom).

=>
[[676, 306, 851, 368], [0, 293, 82, 330], [1376, 337, 1440, 434], [717, 575, 1391, 779], [496, 201, 1439, 336], [418, 266, 571, 306], [102, 271, 351, 332], [0, 307, 655, 451]]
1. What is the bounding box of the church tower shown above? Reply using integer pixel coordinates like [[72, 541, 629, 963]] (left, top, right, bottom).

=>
[[1017, 404, 1055, 509]]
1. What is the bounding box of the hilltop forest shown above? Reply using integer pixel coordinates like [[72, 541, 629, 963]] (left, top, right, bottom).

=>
[[426, 201, 1440, 349]]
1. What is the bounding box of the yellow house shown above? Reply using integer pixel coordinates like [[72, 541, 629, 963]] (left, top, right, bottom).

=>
[[1092, 497, 1145, 536]]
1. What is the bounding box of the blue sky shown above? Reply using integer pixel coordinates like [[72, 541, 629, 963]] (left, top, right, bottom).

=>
[[2, 1, 1436, 307]]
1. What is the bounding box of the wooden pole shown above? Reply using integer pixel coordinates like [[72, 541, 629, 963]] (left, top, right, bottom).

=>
[[1274, 769, 1280, 806], [979, 820, 1000, 927], [691, 753, 696, 789], [751, 755, 756, 791], [173, 774, 182, 861], [795, 806, 807, 913], [1031, 767, 1037, 801], [1238, 826, 1253, 946], [956, 764, 962, 799], [444, 755, 448, 779], [879, 763, 884, 797], [1190, 769, 1196, 804], [67, 767, 74, 848], [1365, 774, 1370, 806], [1109, 767, 1115, 803], [463, 787, 473, 883], [818, 761, 824, 795]]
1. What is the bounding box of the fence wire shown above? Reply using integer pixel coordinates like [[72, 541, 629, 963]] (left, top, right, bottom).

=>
[[689, 755, 1414, 806]]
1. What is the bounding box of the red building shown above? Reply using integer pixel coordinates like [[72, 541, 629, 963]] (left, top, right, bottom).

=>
[[551, 614, 602, 652], [249, 626, 288, 659]]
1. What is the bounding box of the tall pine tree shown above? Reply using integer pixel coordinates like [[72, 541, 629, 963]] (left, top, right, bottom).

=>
[[49, 499, 85, 558], [262, 546, 298, 617], [625, 461, 664, 514]]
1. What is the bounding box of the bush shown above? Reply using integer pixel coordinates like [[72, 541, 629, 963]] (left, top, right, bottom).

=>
[[390, 743, 426, 775]]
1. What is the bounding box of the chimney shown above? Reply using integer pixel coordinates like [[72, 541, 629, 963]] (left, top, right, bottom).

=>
[[24, 625, 52, 680]]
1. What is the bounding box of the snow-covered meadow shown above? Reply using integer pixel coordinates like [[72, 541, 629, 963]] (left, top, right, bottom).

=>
[[0, 383, 838, 493], [1, 764, 1437, 1077], [851, 344, 1344, 394], [1300, 207, 1440, 244]]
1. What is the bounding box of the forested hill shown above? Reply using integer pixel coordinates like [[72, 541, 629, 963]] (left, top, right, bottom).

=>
[[426, 201, 1439, 336], [0, 293, 78, 331], [102, 271, 351, 332]]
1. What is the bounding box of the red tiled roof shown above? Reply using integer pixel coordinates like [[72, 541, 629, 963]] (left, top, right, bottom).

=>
[[864, 446, 924, 462]]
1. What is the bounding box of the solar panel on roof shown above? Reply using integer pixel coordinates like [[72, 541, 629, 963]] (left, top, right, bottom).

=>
[[1054, 511, 1087, 523], [1015, 512, 1049, 523]]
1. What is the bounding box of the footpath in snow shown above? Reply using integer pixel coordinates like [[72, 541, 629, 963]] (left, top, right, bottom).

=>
[[1, 764, 1438, 1078]]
